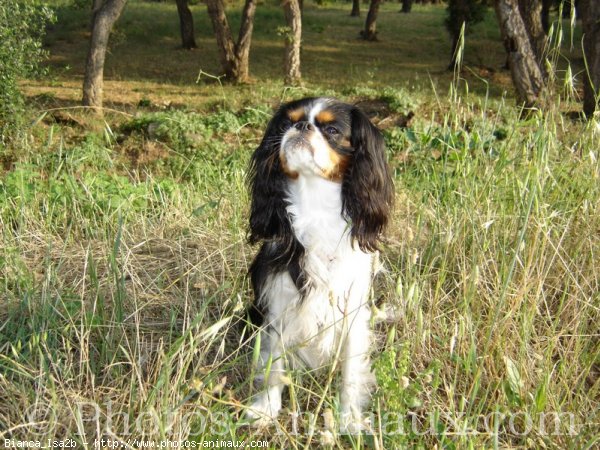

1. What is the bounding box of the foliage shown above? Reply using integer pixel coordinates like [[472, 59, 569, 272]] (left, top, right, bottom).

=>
[[344, 86, 420, 115], [0, 0, 54, 140], [445, 0, 487, 35], [118, 106, 269, 182], [0, 137, 180, 233], [69, 0, 91, 9]]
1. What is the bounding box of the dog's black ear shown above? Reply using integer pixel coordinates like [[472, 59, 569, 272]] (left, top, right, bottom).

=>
[[248, 110, 293, 244], [342, 107, 394, 252]]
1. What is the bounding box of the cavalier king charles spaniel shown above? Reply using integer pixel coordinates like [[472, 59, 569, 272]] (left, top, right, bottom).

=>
[[245, 97, 393, 431]]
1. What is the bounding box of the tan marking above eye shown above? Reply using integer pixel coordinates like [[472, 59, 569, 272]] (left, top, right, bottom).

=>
[[315, 110, 336, 123], [288, 108, 305, 122]]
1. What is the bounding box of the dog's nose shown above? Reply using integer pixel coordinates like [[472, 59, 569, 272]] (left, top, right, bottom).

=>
[[294, 121, 314, 132]]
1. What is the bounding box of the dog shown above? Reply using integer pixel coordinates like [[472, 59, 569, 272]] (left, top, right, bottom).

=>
[[245, 97, 393, 431]]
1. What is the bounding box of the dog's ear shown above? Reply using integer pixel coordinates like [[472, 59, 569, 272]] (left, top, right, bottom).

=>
[[248, 110, 293, 244], [342, 107, 394, 252]]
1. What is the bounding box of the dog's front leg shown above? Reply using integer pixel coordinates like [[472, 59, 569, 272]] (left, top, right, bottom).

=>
[[246, 327, 285, 425], [339, 313, 374, 433]]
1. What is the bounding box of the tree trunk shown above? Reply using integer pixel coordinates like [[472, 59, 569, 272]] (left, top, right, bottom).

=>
[[283, 0, 302, 85], [362, 0, 382, 41], [581, 0, 600, 117], [175, 0, 197, 49], [446, 0, 469, 71], [235, 0, 256, 82], [351, 0, 360, 17], [206, 0, 236, 78], [205, 0, 256, 82], [401, 0, 413, 13], [82, 0, 127, 110], [517, 0, 547, 77], [541, 0, 552, 33], [562, 0, 576, 18], [494, 0, 545, 108]]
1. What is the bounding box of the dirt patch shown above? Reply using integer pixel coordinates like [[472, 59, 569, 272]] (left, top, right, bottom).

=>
[[121, 138, 171, 169], [354, 98, 415, 129]]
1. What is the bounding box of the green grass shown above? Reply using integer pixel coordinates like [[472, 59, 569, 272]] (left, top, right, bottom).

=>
[[29, 0, 516, 111], [2, 1, 599, 448], [47, 1, 484, 85]]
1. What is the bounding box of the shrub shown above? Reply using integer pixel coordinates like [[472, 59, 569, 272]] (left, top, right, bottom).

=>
[[445, 0, 487, 42], [0, 0, 54, 141]]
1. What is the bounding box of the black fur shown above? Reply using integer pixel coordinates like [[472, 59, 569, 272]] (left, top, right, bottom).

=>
[[248, 114, 292, 244], [248, 240, 307, 326], [248, 97, 322, 244], [342, 107, 394, 252], [247, 100, 318, 325]]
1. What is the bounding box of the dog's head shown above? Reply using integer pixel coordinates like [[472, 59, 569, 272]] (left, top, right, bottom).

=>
[[249, 97, 394, 251]]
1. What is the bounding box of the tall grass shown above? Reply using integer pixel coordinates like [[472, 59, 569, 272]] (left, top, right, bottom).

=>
[[1, 83, 598, 447], [1, 2, 599, 448]]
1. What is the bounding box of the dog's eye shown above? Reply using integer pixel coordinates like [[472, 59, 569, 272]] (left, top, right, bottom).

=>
[[281, 118, 292, 130], [324, 126, 339, 136]]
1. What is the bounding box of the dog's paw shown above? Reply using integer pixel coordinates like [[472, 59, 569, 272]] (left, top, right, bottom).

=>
[[244, 393, 281, 427], [339, 411, 371, 435]]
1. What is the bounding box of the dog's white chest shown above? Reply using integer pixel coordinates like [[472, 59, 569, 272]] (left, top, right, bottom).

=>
[[258, 175, 373, 368], [263, 236, 373, 369]]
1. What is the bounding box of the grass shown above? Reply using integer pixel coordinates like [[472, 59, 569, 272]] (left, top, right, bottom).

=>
[[2, 0, 599, 448], [25, 0, 517, 111]]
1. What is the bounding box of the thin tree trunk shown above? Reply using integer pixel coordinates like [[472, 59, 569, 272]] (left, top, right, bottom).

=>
[[562, 0, 575, 18], [82, 0, 127, 110], [541, 0, 552, 33], [362, 0, 382, 41], [446, 0, 468, 71], [494, 0, 545, 108], [235, 0, 257, 82], [581, 0, 600, 117], [205, 0, 256, 82], [351, 0, 360, 17], [283, 0, 302, 85], [401, 0, 413, 13], [175, 0, 197, 49], [206, 0, 236, 78], [518, 0, 547, 78]]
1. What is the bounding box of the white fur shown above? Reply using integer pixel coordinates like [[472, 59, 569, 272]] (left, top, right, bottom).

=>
[[308, 99, 326, 123], [280, 109, 337, 179], [246, 163, 376, 431]]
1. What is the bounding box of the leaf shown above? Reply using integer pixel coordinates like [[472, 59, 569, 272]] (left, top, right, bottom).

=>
[[534, 380, 547, 413], [406, 395, 422, 409], [198, 316, 231, 342], [192, 200, 219, 217], [504, 357, 522, 391]]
